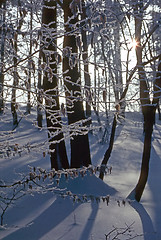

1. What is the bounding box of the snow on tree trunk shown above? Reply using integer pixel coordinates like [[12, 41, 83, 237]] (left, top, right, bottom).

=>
[[42, 0, 69, 170], [0, 2, 6, 113], [63, 0, 91, 168]]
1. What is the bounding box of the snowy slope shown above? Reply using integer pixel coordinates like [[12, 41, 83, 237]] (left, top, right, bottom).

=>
[[0, 108, 161, 240]]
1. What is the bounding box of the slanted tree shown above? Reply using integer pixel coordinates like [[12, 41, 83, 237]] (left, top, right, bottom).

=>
[[99, 112, 117, 180], [63, 0, 91, 168], [42, 0, 69, 170]]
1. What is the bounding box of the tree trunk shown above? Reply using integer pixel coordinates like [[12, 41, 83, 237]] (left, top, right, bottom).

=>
[[133, 0, 150, 132], [37, 49, 43, 128], [63, 0, 91, 168], [0, 2, 6, 113], [42, 0, 69, 170], [81, 0, 91, 120], [113, 0, 124, 115], [11, 32, 18, 126], [128, 0, 154, 202], [99, 113, 117, 180], [153, 54, 161, 121], [11, 1, 26, 126], [134, 106, 155, 201], [26, 0, 33, 114]]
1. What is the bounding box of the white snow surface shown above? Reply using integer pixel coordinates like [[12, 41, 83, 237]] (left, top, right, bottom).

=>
[[0, 108, 161, 240]]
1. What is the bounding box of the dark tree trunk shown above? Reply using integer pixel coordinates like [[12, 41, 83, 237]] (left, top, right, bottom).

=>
[[11, 32, 18, 127], [37, 49, 43, 128], [11, 1, 26, 126], [42, 0, 69, 170], [134, 106, 155, 201], [157, 102, 161, 120], [99, 113, 117, 180], [26, 0, 33, 114], [128, 0, 154, 202], [153, 54, 161, 121], [0, 1, 6, 113], [63, 0, 91, 168]]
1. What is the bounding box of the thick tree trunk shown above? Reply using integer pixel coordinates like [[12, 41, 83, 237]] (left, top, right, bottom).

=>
[[128, 0, 154, 202], [133, 0, 150, 132], [134, 106, 155, 201], [63, 0, 91, 168], [42, 0, 69, 170]]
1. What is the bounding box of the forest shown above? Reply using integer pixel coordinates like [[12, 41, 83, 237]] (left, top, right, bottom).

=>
[[0, 0, 161, 239]]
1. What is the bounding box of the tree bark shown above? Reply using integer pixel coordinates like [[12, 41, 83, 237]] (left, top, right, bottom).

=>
[[42, 0, 69, 170], [153, 54, 161, 121], [0, 1, 6, 113], [128, 0, 155, 202], [99, 113, 117, 180], [134, 106, 155, 201], [63, 0, 91, 168], [11, 32, 18, 126], [37, 49, 43, 128], [26, 0, 33, 114], [11, 1, 26, 126], [133, 0, 150, 132]]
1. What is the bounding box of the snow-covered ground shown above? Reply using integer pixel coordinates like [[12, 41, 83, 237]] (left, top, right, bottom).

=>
[[0, 107, 161, 240]]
